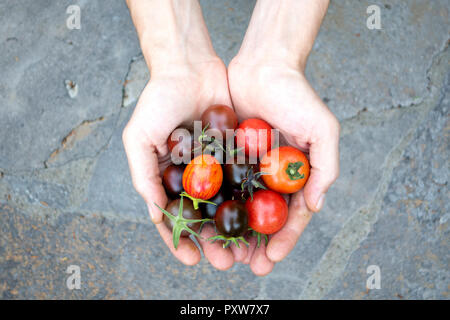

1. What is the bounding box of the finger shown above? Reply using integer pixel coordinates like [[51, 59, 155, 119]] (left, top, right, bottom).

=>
[[266, 190, 313, 262], [242, 235, 258, 265], [229, 237, 249, 262], [249, 238, 275, 276], [123, 125, 168, 223], [302, 111, 340, 212], [197, 224, 234, 271], [155, 222, 201, 266]]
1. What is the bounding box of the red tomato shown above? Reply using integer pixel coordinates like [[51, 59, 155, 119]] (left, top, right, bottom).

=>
[[182, 154, 223, 200], [260, 146, 310, 194], [235, 119, 273, 159], [245, 190, 288, 234]]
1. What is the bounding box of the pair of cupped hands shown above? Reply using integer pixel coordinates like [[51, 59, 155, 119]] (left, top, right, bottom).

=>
[[122, 55, 340, 276]]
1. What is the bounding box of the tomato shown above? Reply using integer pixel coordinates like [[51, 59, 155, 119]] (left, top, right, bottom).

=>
[[162, 164, 185, 198], [223, 154, 257, 188], [245, 190, 288, 234], [201, 104, 238, 139], [182, 154, 223, 200], [214, 200, 248, 238], [235, 118, 273, 159], [163, 198, 202, 237], [229, 187, 250, 201], [200, 187, 228, 219], [260, 146, 310, 194], [167, 126, 200, 162]]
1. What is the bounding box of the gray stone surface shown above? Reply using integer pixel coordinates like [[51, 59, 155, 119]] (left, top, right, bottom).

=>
[[324, 74, 449, 300], [0, 0, 140, 171], [0, 0, 448, 300]]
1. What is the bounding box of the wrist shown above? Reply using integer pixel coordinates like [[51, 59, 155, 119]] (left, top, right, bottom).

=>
[[234, 0, 329, 71], [232, 45, 309, 72], [127, 0, 219, 75], [140, 33, 220, 75]]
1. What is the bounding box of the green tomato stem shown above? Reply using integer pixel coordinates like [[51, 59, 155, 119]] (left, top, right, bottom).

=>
[[285, 161, 305, 181], [153, 198, 212, 249], [180, 191, 217, 210]]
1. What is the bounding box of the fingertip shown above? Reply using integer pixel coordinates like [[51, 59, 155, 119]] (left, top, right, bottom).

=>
[[251, 262, 274, 277], [148, 203, 164, 224], [266, 238, 287, 262], [214, 255, 234, 271], [250, 243, 275, 276], [155, 223, 201, 266], [198, 224, 235, 271], [304, 178, 326, 213], [180, 241, 202, 266], [230, 240, 248, 263]]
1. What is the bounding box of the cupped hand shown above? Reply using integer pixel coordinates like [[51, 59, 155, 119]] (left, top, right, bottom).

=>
[[228, 58, 340, 275], [122, 58, 244, 269]]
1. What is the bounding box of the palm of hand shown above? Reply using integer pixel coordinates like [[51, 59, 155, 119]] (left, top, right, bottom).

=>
[[123, 60, 241, 268], [227, 60, 340, 274]]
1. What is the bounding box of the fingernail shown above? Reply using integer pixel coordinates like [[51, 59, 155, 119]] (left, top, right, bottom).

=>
[[316, 193, 325, 211], [147, 203, 156, 222]]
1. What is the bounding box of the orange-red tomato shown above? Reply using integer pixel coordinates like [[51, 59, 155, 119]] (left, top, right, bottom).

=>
[[182, 154, 223, 200], [260, 146, 310, 194]]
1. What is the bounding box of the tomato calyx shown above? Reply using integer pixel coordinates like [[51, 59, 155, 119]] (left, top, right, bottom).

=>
[[286, 161, 305, 181], [241, 167, 268, 200], [193, 123, 226, 154], [180, 191, 217, 210], [208, 234, 249, 249], [196, 122, 245, 158], [154, 197, 212, 249], [248, 227, 268, 248]]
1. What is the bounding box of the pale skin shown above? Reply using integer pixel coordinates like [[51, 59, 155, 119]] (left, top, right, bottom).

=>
[[123, 0, 339, 275]]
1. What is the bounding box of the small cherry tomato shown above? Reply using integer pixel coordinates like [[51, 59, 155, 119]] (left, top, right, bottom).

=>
[[201, 104, 238, 138], [260, 146, 310, 194], [182, 154, 223, 200], [167, 126, 200, 162], [223, 154, 257, 188], [246, 190, 288, 234], [162, 164, 185, 198], [214, 200, 248, 238], [229, 187, 250, 202], [163, 198, 202, 237], [235, 118, 273, 159]]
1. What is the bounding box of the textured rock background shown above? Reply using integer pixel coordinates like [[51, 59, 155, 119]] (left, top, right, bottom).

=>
[[0, 0, 448, 299]]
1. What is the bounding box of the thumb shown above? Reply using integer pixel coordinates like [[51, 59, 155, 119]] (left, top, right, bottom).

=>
[[122, 126, 168, 223], [302, 116, 340, 212]]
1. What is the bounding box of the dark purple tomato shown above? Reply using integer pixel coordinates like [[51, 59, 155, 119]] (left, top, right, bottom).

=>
[[200, 187, 228, 219], [229, 187, 250, 201], [223, 156, 257, 188], [214, 200, 248, 238], [201, 105, 238, 139], [162, 164, 185, 198], [163, 198, 202, 237]]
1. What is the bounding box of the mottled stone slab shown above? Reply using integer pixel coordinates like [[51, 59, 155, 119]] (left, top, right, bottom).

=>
[[324, 75, 449, 299], [0, 203, 260, 299], [0, 0, 140, 171]]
